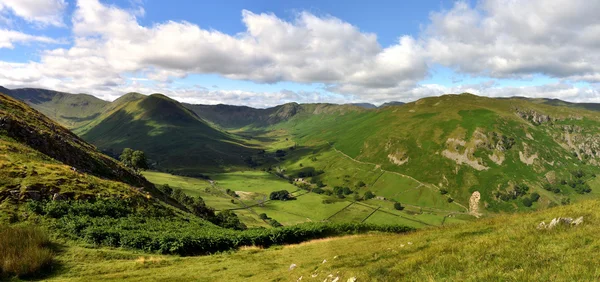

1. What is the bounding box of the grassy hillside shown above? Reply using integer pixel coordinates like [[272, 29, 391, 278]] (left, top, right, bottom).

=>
[[45, 196, 600, 281], [0, 92, 150, 190], [76, 94, 261, 174], [262, 94, 600, 213], [1, 86, 109, 128]]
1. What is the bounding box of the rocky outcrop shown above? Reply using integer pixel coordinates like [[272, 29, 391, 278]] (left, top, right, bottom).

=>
[[516, 109, 553, 125], [537, 216, 584, 229]]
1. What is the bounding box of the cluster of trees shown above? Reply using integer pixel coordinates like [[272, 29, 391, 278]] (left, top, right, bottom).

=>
[[547, 170, 593, 195], [543, 183, 562, 194], [568, 170, 592, 194], [393, 202, 404, 210], [495, 183, 530, 201], [522, 192, 540, 207], [269, 190, 294, 201], [333, 186, 353, 199], [119, 148, 148, 170]]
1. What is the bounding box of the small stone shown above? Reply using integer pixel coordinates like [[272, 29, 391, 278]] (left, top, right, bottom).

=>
[[537, 221, 547, 230], [322, 259, 327, 264], [347, 277, 357, 282], [297, 276, 303, 281], [332, 277, 339, 282], [289, 263, 297, 270], [311, 272, 319, 278], [572, 216, 584, 226], [408, 242, 413, 245], [333, 255, 338, 259]]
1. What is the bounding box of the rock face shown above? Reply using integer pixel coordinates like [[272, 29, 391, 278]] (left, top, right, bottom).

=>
[[516, 109, 553, 125], [469, 191, 481, 217], [537, 216, 584, 229]]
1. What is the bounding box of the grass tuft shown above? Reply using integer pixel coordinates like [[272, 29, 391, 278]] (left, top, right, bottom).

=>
[[0, 225, 54, 279]]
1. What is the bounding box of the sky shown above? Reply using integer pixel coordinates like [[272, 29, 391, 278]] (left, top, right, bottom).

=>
[[0, 0, 599, 107]]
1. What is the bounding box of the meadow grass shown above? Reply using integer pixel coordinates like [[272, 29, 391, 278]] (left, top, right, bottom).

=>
[[0, 225, 54, 279], [44, 198, 600, 281]]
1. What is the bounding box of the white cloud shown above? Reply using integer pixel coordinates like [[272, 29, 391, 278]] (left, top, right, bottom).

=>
[[423, 0, 600, 83], [2, 0, 600, 105], [0, 28, 59, 48], [407, 82, 600, 103], [0, 0, 67, 27]]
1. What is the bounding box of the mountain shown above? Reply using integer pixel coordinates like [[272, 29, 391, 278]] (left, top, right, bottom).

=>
[[1, 87, 109, 129], [266, 93, 600, 212], [76, 93, 260, 174], [0, 92, 156, 220], [5, 86, 600, 213], [184, 102, 365, 129], [349, 102, 377, 109], [379, 101, 405, 107]]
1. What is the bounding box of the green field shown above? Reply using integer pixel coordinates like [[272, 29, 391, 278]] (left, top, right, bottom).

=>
[[142, 171, 460, 227], [43, 197, 600, 281]]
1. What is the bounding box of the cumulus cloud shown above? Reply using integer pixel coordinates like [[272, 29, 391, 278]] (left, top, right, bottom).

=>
[[0, 29, 59, 48], [406, 82, 600, 103], [1, 0, 600, 105], [423, 0, 600, 82], [0, 0, 67, 27]]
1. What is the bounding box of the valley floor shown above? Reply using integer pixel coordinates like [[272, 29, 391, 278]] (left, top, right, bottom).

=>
[[46, 198, 599, 281]]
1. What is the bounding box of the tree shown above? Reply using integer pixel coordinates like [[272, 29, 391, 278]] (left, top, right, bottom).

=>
[[394, 202, 404, 211], [258, 213, 269, 220], [119, 148, 148, 170], [131, 150, 149, 170], [269, 190, 293, 201], [119, 148, 134, 167], [530, 192, 540, 202], [356, 181, 366, 188], [364, 191, 375, 200]]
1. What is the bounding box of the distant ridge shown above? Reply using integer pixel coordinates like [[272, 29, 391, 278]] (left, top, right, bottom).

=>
[[379, 101, 405, 107]]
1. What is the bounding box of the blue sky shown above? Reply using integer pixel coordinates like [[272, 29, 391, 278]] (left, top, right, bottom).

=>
[[0, 0, 598, 107]]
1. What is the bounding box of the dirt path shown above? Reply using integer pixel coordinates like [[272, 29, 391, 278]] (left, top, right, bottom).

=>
[[327, 142, 469, 212]]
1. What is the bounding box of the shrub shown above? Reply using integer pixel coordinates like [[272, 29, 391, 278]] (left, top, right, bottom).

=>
[[0, 226, 53, 279], [356, 181, 366, 188], [268, 219, 283, 227], [394, 202, 404, 211], [364, 191, 375, 200], [312, 187, 325, 194], [447, 198, 454, 203], [269, 190, 293, 201], [440, 189, 448, 195], [158, 184, 173, 196], [522, 197, 533, 207], [258, 213, 269, 220], [530, 192, 540, 202], [214, 210, 247, 230]]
